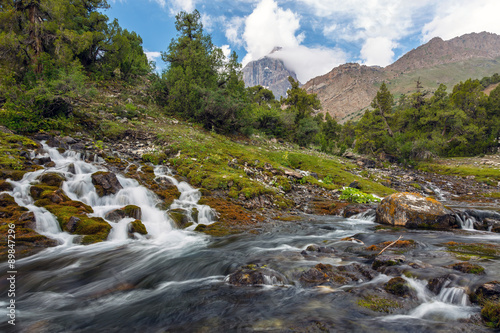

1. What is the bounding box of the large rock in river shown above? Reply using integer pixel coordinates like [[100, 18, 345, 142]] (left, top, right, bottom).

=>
[[376, 192, 459, 229], [91, 171, 123, 197]]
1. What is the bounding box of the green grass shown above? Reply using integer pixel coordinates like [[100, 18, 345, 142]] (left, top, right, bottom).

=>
[[417, 162, 500, 185]]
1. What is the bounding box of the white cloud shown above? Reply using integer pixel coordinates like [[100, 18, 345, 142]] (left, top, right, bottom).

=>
[[224, 16, 245, 47], [145, 51, 162, 62], [221, 45, 231, 59], [422, 0, 500, 42], [241, 0, 303, 66], [168, 0, 196, 14], [296, 0, 435, 66], [360, 37, 396, 66], [268, 45, 347, 82]]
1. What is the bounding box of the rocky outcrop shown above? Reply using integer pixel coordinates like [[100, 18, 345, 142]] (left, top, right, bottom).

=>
[[375, 192, 459, 229], [242, 51, 298, 98], [91, 171, 123, 197]]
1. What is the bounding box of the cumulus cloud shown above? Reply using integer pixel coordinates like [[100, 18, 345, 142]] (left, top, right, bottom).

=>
[[221, 45, 231, 59], [360, 37, 397, 66], [225, 16, 245, 47], [268, 46, 347, 82], [296, 0, 436, 66], [422, 0, 500, 41], [241, 0, 303, 66], [168, 0, 196, 14], [145, 51, 162, 62]]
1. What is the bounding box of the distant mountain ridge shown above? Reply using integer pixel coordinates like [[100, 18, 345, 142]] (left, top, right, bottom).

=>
[[303, 32, 500, 123]]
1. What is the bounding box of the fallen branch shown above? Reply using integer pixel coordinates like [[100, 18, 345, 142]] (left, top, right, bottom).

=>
[[378, 235, 402, 255]]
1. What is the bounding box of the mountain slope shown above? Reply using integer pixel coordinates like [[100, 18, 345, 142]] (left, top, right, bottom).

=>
[[303, 32, 500, 123]]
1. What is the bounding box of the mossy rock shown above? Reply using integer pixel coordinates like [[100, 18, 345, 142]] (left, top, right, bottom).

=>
[[375, 192, 459, 230], [168, 209, 191, 228], [105, 205, 142, 222], [372, 254, 406, 270], [91, 171, 123, 197], [384, 277, 413, 297], [447, 262, 485, 275], [38, 172, 66, 187], [0, 180, 13, 192], [128, 220, 147, 235], [357, 294, 404, 313], [481, 301, 500, 328]]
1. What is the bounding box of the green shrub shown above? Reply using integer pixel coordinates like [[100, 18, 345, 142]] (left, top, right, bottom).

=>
[[340, 187, 380, 203]]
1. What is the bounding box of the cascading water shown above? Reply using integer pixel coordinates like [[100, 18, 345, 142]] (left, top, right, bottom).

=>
[[381, 276, 478, 322], [154, 166, 216, 227], [1, 144, 498, 332], [5, 143, 216, 245]]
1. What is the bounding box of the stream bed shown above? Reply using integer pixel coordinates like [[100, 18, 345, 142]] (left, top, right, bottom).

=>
[[0, 146, 499, 332]]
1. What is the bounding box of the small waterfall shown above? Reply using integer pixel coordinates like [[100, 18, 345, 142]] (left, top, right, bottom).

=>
[[348, 209, 376, 222], [438, 287, 469, 306], [397, 276, 476, 320], [154, 166, 216, 227], [4, 143, 216, 246]]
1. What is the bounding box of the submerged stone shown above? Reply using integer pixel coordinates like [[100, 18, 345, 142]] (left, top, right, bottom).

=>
[[372, 254, 405, 270]]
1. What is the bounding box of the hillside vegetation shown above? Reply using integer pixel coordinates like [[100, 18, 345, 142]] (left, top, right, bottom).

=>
[[0, 4, 499, 186]]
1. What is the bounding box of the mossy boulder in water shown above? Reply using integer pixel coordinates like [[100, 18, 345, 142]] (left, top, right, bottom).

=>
[[473, 281, 500, 329], [91, 171, 123, 197], [227, 264, 287, 286], [384, 277, 414, 297], [38, 172, 66, 187], [300, 263, 375, 287], [375, 192, 459, 230], [168, 209, 192, 229], [128, 220, 147, 237], [105, 205, 142, 222]]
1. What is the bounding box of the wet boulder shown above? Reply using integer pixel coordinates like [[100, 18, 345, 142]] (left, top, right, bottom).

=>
[[128, 220, 147, 237], [372, 254, 405, 270], [474, 281, 500, 303], [104, 205, 142, 222], [168, 208, 193, 229], [384, 277, 414, 298], [38, 172, 66, 187], [91, 171, 123, 197], [375, 192, 459, 230], [300, 263, 375, 287], [227, 265, 287, 286], [305, 244, 336, 254], [447, 262, 485, 275]]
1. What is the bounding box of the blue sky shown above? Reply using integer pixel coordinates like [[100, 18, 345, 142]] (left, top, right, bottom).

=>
[[107, 0, 500, 83]]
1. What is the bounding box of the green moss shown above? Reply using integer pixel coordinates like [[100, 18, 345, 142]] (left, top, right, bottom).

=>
[[417, 162, 500, 185], [384, 277, 412, 296], [142, 152, 167, 164], [129, 220, 147, 235], [357, 295, 403, 313], [443, 241, 500, 258], [481, 301, 500, 328], [448, 262, 485, 275]]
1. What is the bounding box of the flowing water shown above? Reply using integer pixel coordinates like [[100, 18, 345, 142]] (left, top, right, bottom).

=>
[[0, 146, 499, 332]]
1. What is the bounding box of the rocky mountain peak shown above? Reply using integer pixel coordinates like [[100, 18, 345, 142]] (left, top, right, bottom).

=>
[[242, 48, 298, 98]]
